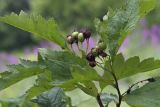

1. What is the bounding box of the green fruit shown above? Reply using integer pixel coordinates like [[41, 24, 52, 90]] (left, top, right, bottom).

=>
[[95, 45, 99, 49], [72, 31, 79, 38], [78, 33, 85, 42], [98, 42, 106, 50], [91, 48, 98, 56]]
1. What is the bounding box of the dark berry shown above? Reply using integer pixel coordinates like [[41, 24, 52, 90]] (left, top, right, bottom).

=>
[[86, 52, 95, 61], [89, 61, 96, 67], [96, 48, 104, 55], [80, 28, 91, 39], [99, 51, 107, 57], [67, 35, 74, 44]]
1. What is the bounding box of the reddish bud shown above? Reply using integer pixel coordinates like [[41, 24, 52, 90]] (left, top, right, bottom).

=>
[[99, 52, 107, 57], [86, 52, 95, 62], [67, 35, 74, 44], [80, 28, 91, 39]]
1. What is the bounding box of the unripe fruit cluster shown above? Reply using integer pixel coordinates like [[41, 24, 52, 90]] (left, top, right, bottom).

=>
[[86, 41, 107, 67], [67, 28, 91, 45], [66, 29, 107, 67]]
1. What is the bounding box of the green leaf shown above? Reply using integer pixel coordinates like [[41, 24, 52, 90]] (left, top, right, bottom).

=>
[[32, 88, 68, 107], [0, 98, 19, 107], [95, 0, 156, 56], [26, 49, 89, 99], [112, 53, 125, 74], [26, 70, 53, 100], [0, 61, 45, 91], [139, 0, 156, 17], [47, 60, 72, 81], [70, 65, 102, 81], [26, 48, 90, 100], [56, 65, 102, 92], [58, 79, 77, 91], [0, 96, 36, 107], [113, 54, 160, 80], [57, 65, 105, 92], [100, 71, 114, 90], [0, 11, 66, 48], [77, 81, 98, 97], [124, 77, 160, 107], [38, 49, 87, 81], [38, 49, 87, 66]]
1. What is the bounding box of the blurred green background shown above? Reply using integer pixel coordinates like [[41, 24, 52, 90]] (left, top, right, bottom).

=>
[[0, 0, 160, 107]]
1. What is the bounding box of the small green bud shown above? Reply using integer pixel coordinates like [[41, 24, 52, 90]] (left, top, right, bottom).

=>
[[98, 42, 106, 50], [91, 48, 98, 56], [98, 39, 103, 43], [72, 31, 79, 38], [95, 45, 99, 49], [78, 33, 85, 42]]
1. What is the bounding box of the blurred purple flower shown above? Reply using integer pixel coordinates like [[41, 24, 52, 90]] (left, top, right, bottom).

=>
[[83, 37, 96, 49], [0, 53, 18, 64], [118, 37, 129, 53], [32, 46, 39, 55], [24, 48, 31, 55], [28, 41, 60, 55], [7, 54, 18, 64], [142, 29, 150, 40], [141, 24, 160, 46], [140, 18, 148, 28], [0, 52, 18, 71]]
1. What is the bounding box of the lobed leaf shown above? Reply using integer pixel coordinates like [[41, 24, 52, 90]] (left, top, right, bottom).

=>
[[32, 87, 68, 107], [25, 70, 53, 100], [0, 11, 66, 48], [0, 61, 46, 91], [0, 96, 36, 107], [124, 77, 160, 107], [77, 81, 98, 97], [113, 54, 160, 80], [38, 49, 87, 81]]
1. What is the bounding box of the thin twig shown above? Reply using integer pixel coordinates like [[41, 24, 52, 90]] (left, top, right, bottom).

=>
[[108, 56, 122, 107], [122, 78, 151, 96], [98, 64, 122, 107], [96, 94, 104, 107], [97, 55, 122, 107], [111, 71, 122, 107], [86, 38, 89, 53]]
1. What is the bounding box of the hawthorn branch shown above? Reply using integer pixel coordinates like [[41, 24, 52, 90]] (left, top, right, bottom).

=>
[[108, 56, 122, 107], [111, 72, 122, 107], [109, 68, 122, 107], [97, 56, 122, 107], [96, 94, 104, 107], [98, 65, 122, 107]]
